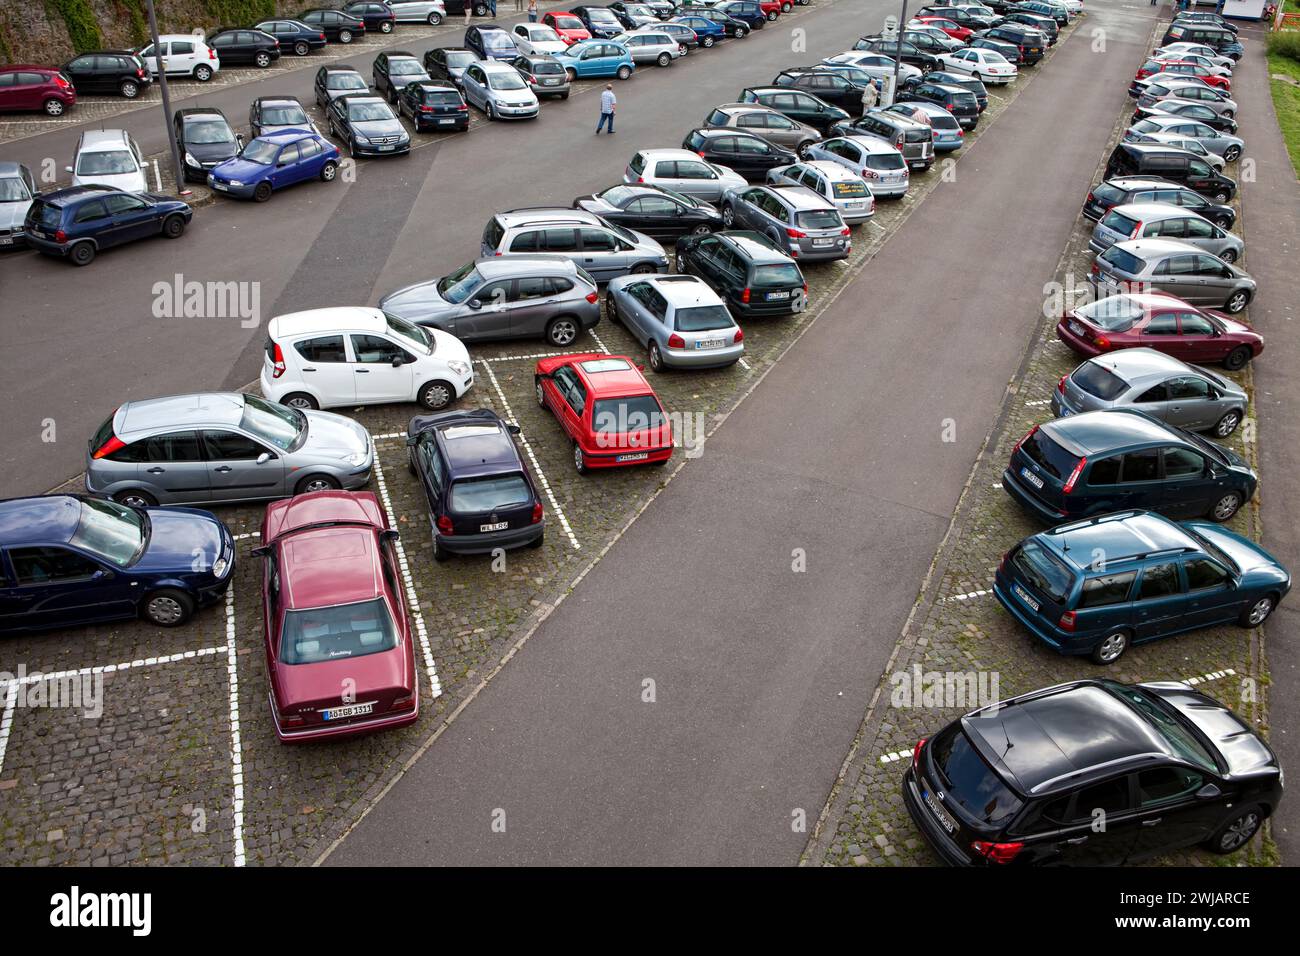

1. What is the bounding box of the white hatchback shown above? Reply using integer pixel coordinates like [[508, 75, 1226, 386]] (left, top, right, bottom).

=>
[[69, 129, 149, 193], [262, 307, 474, 412], [136, 34, 221, 82], [511, 22, 569, 56]]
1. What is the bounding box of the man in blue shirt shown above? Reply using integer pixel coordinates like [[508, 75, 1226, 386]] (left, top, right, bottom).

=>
[[596, 84, 617, 134]]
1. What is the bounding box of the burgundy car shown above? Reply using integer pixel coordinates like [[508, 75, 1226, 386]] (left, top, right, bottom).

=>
[[254, 490, 419, 743], [1056, 291, 1263, 371], [0, 65, 76, 116]]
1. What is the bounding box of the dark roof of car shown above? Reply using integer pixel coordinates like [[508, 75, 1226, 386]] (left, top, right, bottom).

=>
[[0, 496, 82, 548], [717, 230, 793, 263], [32, 184, 123, 206], [1041, 408, 1178, 457], [322, 64, 364, 73], [1040, 510, 1201, 568], [0, 64, 60, 72]]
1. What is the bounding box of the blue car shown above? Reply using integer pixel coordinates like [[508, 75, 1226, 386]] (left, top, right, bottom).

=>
[[464, 25, 518, 61], [552, 39, 636, 79], [0, 495, 234, 633], [208, 129, 341, 202], [994, 509, 1289, 664], [22, 185, 192, 267], [671, 15, 726, 47]]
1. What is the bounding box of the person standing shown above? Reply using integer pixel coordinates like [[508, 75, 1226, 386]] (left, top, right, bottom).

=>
[[861, 77, 878, 112], [463, 0, 472, 25], [489, 0, 497, 18], [596, 83, 616, 134], [528, 0, 538, 19], [515, 0, 524, 12]]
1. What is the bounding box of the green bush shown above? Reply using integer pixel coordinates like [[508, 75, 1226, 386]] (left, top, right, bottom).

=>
[[47, 0, 102, 53], [1267, 29, 1300, 65]]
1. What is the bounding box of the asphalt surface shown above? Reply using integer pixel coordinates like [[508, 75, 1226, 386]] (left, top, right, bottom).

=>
[[325, 2, 1156, 866]]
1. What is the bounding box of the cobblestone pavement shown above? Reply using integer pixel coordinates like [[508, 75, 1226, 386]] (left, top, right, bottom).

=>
[[806, 19, 1280, 868]]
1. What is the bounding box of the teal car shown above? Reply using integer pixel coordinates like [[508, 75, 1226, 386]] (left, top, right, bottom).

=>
[[553, 39, 635, 80]]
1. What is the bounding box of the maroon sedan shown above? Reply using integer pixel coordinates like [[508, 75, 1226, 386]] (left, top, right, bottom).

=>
[[0, 65, 76, 116], [254, 490, 418, 743], [1056, 292, 1263, 371]]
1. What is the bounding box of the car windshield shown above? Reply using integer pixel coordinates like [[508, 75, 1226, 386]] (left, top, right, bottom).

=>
[[488, 71, 527, 90], [328, 73, 368, 90], [184, 119, 235, 144], [588, 9, 619, 22], [1012, 539, 1073, 602], [384, 311, 434, 353], [262, 104, 310, 126], [592, 395, 666, 434], [76, 150, 137, 175], [69, 498, 147, 568], [674, 305, 733, 333], [436, 262, 483, 303], [0, 177, 31, 202], [753, 262, 802, 286], [532, 26, 563, 41], [930, 726, 1024, 826], [1076, 295, 1145, 332], [347, 101, 394, 121], [1071, 361, 1128, 400], [554, 15, 584, 28], [390, 60, 425, 74], [241, 139, 280, 164], [240, 394, 304, 450], [279, 598, 399, 665], [1105, 683, 1219, 773], [448, 475, 532, 513]]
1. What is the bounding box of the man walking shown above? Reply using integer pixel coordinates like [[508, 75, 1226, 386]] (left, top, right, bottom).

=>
[[489, 0, 497, 17], [463, 0, 472, 24], [596, 83, 616, 134]]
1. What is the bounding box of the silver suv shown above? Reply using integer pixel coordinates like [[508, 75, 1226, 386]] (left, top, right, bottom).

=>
[[461, 60, 539, 120], [1089, 202, 1243, 262], [480, 207, 669, 281], [719, 183, 850, 261], [766, 159, 876, 224], [86, 393, 373, 507], [1092, 238, 1255, 314], [379, 254, 601, 347], [703, 103, 822, 157]]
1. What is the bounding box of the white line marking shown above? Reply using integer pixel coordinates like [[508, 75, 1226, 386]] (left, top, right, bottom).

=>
[[0, 681, 17, 778], [879, 749, 911, 764], [478, 351, 556, 364], [1024, 399, 1052, 407], [232, 531, 261, 540], [0, 645, 226, 686], [224, 587, 247, 868], [478, 361, 580, 550], [370, 432, 406, 442], [738, 356, 751, 371], [945, 588, 993, 602], [1183, 668, 1236, 686], [589, 328, 612, 355]]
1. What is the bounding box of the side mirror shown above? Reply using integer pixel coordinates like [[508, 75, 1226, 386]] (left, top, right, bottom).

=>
[[93, 568, 115, 582], [380, 528, 401, 544], [65, 165, 73, 173], [507, 423, 522, 435], [467, 299, 482, 310], [236, 134, 244, 147], [1195, 783, 1222, 801], [391, 356, 405, 367], [256, 452, 272, 465], [250, 545, 271, 558], [405, 433, 419, 446]]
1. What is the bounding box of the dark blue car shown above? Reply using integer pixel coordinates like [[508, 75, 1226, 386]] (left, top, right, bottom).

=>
[[0, 495, 234, 633], [23, 185, 191, 267], [208, 128, 341, 202], [994, 509, 1289, 664], [670, 15, 727, 47], [1003, 408, 1256, 525]]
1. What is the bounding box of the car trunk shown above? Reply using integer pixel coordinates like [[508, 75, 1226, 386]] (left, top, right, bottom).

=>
[[1010, 424, 1084, 515], [445, 473, 537, 535]]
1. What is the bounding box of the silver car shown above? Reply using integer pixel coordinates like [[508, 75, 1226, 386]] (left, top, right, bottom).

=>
[[480, 207, 669, 282], [624, 148, 747, 202], [379, 254, 602, 346], [1138, 83, 1237, 118], [0, 161, 37, 249], [616, 31, 684, 67], [387, 1, 448, 24], [605, 273, 744, 371], [720, 183, 850, 262], [1092, 238, 1255, 314], [1124, 130, 1225, 171], [806, 135, 909, 198], [704, 103, 822, 156], [1089, 202, 1243, 262], [823, 51, 922, 84], [765, 160, 875, 224], [1052, 348, 1248, 438], [85, 393, 373, 507], [461, 60, 539, 120], [1125, 114, 1244, 162]]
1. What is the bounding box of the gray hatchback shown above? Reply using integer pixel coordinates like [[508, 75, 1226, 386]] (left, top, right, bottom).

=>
[[1092, 238, 1255, 314], [86, 393, 374, 507], [719, 183, 850, 262], [1089, 202, 1243, 262]]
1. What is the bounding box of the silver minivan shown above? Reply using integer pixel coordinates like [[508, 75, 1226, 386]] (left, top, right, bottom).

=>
[[623, 148, 747, 202], [1089, 202, 1243, 262], [85, 393, 373, 507], [460, 60, 539, 120], [480, 207, 669, 281], [720, 183, 850, 262], [1091, 238, 1255, 314]]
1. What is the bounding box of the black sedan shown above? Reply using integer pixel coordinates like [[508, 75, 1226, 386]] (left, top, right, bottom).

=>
[[299, 8, 367, 43], [682, 127, 796, 181], [174, 107, 242, 183], [253, 19, 329, 57], [207, 29, 282, 68], [572, 183, 721, 240]]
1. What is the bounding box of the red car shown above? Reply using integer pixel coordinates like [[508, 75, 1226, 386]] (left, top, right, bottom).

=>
[[0, 65, 76, 116], [254, 490, 419, 743], [913, 16, 973, 42], [1056, 292, 1263, 370], [542, 11, 593, 44], [759, 0, 790, 18], [535, 353, 673, 472], [1138, 60, 1231, 91]]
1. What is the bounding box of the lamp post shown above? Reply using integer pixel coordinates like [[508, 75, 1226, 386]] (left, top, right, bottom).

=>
[[144, 0, 188, 196], [885, 0, 909, 107]]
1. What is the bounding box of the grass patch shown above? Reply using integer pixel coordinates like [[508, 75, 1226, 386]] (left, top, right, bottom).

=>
[[1266, 50, 1300, 178]]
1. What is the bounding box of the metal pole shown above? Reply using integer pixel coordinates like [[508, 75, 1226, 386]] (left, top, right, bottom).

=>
[[144, 0, 187, 195], [887, 0, 909, 107]]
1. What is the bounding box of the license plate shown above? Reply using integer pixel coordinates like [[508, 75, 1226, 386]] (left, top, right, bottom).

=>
[[1020, 466, 1044, 490], [616, 452, 649, 462], [544, 78, 560, 85], [438, 118, 455, 124], [696, 338, 725, 350], [0, 237, 11, 246], [322, 701, 375, 721], [378, 144, 394, 151], [1013, 584, 1040, 612], [845, 201, 864, 209], [480, 521, 509, 532], [766, 290, 790, 300], [812, 237, 833, 247], [922, 788, 958, 834], [213, 182, 228, 191], [1068, 320, 1085, 336]]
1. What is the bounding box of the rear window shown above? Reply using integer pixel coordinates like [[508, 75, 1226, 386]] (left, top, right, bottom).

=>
[[1012, 539, 1074, 603], [929, 726, 1024, 827], [482, 217, 505, 251], [752, 262, 802, 286], [423, 89, 463, 105], [795, 209, 842, 230], [448, 475, 532, 513], [29, 200, 61, 230], [592, 396, 666, 434], [864, 152, 906, 171], [1092, 182, 1125, 206], [674, 305, 733, 333], [628, 152, 646, 175], [1099, 245, 1146, 277], [1100, 210, 1138, 236], [280, 598, 398, 665], [831, 180, 869, 199], [1076, 295, 1144, 333], [1071, 361, 1128, 400], [1020, 428, 1080, 481], [904, 128, 931, 143]]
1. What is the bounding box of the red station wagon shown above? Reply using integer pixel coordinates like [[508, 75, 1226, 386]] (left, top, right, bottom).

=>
[[1056, 292, 1263, 371], [535, 353, 674, 473], [254, 490, 419, 742]]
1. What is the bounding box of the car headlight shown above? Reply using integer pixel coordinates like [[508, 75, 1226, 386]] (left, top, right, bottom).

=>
[[212, 556, 229, 578], [344, 451, 369, 466], [228, 179, 243, 186], [354, 135, 371, 145], [184, 152, 200, 167], [448, 360, 470, 378]]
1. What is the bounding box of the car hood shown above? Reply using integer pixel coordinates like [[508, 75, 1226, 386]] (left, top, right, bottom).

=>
[[0, 200, 32, 230], [528, 39, 570, 54], [429, 327, 470, 364], [74, 171, 145, 191], [135, 507, 225, 573], [211, 156, 270, 180], [351, 117, 406, 136], [378, 279, 454, 322], [186, 140, 240, 164], [1142, 682, 1278, 778], [301, 409, 371, 457], [1185, 522, 1286, 581]]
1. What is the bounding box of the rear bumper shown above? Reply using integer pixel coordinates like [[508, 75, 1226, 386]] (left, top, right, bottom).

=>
[[1055, 319, 1105, 358], [1001, 467, 1067, 523], [272, 693, 419, 743], [582, 444, 673, 468], [437, 521, 544, 555], [662, 342, 744, 368], [24, 233, 72, 257], [902, 766, 976, 866], [992, 578, 1089, 655]]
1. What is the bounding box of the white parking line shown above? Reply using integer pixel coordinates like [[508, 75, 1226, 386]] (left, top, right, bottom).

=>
[[0, 645, 226, 685], [478, 361, 580, 550], [738, 356, 752, 371], [0, 681, 17, 778], [478, 352, 557, 365], [370, 432, 406, 442], [944, 588, 993, 602], [588, 328, 612, 355], [224, 587, 247, 868], [1024, 399, 1052, 407]]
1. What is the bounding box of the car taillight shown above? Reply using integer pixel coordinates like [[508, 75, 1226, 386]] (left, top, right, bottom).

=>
[[912, 737, 926, 768], [1057, 374, 1067, 394], [1013, 424, 1037, 454], [957, 128, 964, 137], [1062, 456, 1086, 494], [998, 550, 1009, 573], [840, 226, 851, 236], [697, 150, 707, 158], [786, 227, 806, 239], [209, 48, 217, 59], [280, 712, 305, 727], [1090, 262, 1099, 276], [531, 502, 544, 524], [436, 515, 454, 536], [1085, 191, 1095, 204], [1058, 610, 1076, 632], [92, 433, 127, 460], [636, 176, 645, 183], [271, 342, 286, 379], [741, 287, 751, 304], [136, 68, 145, 78], [320, 33, 327, 40], [667, 333, 686, 349], [1095, 333, 1110, 348], [391, 693, 415, 711], [733, 328, 743, 343], [458, 104, 469, 111], [421, 105, 434, 112], [54, 229, 67, 243], [1131, 222, 1142, 238], [972, 841, 1023, 864], [585, 290, 598, 304], [54, 74, 71, 88]]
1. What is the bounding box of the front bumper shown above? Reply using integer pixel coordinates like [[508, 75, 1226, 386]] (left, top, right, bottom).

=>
[[492, 103, 540, 119], [208, 177, 259, 199], [353, 140, 412, 156]]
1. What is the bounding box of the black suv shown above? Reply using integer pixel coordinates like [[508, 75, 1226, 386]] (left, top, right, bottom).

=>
[[980, 24, 1046, 63], [207, 29, 282, 68], [406, 408, 545, 561], [299, 8, 367, 43], [253, 19, 329, 56], [854, 37, 941, 73], [681, 128, 795, 181], [737, 86, 850, 134], [904, 680, 1282, 866], [1106, 143, 1236, 204], [772, 69, 867, 116], [969, 34, 1022, 65], [174, 107, 242, 182], [674, 230, 807, 318], [343, 1, 397, 33], [1083, 176, 1235, 229], [397, 82, 469, 132], [60, 50, 152, 98], [373, 51, 431, 103], [897, 80, 980, 129], [1001, 12, 1058, 45], [424, 47, 478, 87]]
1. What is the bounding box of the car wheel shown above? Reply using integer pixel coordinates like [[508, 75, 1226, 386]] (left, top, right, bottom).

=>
[[1212, 189, 1230, 203], [418, 380, 455, 410], [380, 21, 393, 33], [194, 65, 213, 82], [43, 97, 66, 116], [253, 181, 273, 203], [691, 223, 713, 235], [1206, 805, 1261, 854], [796, 140, 814, 159], [474, 2, 489, 14], [1090, 630, 1129, 665], [255, 52, 272, 68], [281, 392, 319, 410], [294, 41, 310, 56], [648, 341, 664, 372], [1214, 214, 1232, 229], [573, 441, 588, 474], [721, 203, 735, 227], [321, 160, 338, 182], [560, 92, 570, 100], [120, 79, 140, 98], [1222, 345, 1252, 370], [1214, 409, 1242, 437], [566, 68, 577, 81], [485, 100, 496, 120], [1240, 593, 1276, 629], [161, 214, 186, 239], [1219, 247, 1238, 264], [616, 65, 632, 80], [1223, 290, 1250, 314], [296, 474, 341, 495], [767, 10, 779, 20], [1209, 491, 1243, 522], [1223, 145, 1241, 162], [142, 589, 194, 628], [428, 13, 444, 25], [702, 36, 715, 48], [535, 376, 546, 407], [113, 489, 157, 508], [69, 241, 95, 266], [433, 537, 453, 562], [339, 30, 354, 43], [782, 1, 793, 10], [657, 52, 671, 67], [605, 292, 620, 323], [631, 262, 657, 274], [546, 316, 579, 347]]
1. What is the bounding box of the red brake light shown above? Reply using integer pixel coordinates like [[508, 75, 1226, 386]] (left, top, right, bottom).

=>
[[733, 328, 743, 343], [54, 229, 67, 243], [1013, 424, 1037, 454], [786, 227, 806, 239], [93, 433, 127, 460], [912, 738, 927, 767], [697, 150, 707, 158], [585, 291, 599, 304], [209, 48, 217, 59], [271, 342, 286, 379], [1130, 221, 1142, 238], [1058, 610, 1077, 632], [391, 693, 415, 712], [320, 33, 327, 40], [53, 74, 71, 88], [531, 502, 544, 524], [840, 226, 851, 236], [972, 841, 1024, 864], [136, 68, 145, 78], [1057, 374, 1067, 394], [1095, 334, 1110, 348], [667, 333, 686, 349], [1062, 456, 1086, 494], [741, 287, 751, 304], [436, 515, 454, 536]]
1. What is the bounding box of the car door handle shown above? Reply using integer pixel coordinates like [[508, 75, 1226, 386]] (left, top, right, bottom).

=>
[[1066, 836, 1089, 845], [146, 467, 165, 474], [1141, 818, 1162, 827], [214, 466, 233, 473], [356, 369, 370, 373], [303, 367, 317, 372]]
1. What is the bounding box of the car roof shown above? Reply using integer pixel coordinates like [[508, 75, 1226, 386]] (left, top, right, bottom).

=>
[[117, 392, 247, 438], [0, 495, 83, 548], [718, 230, 790, 261], [799, 159, 861, 181], [1079, 346, 1195, 382], [493, 206, 602, 228], [178, 107, 227, 120], [763, 183, 834, 209], [645, 274, 725, 308], [1110, 202, 1200, 222], [1111, 237, 1210, 260], [254, 128, 319, 144], [839, 134, 901, 155], [1041, 407, 1179, 456], [474, 253, 580, 277], [1105, 177, 1184, 191], [255, 95, 304, 105], [264, 489, 384, 544], [322, 64, 363, 73], [1041, 509, 1201, 568], [962, 680, 1190, 796], [270, 306, 388, 338], [639, 147, 712, 162], [479, 59, 522, 73], [78, 128, 131, 150], [434, 416, 523, 475], [32, 184, 122, 206], [0, 161, 28, 178], [865, 108, 927, 128]]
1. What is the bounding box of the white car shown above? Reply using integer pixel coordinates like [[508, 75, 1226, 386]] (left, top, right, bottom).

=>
[[765, 159, 876, 225], [624, 148, 747, 202], [939, 47, 1018, 84], [68, 129, 149, 193], [136, 34, 219, 82], [387, 0, 448, 25], [261, 307, 474, 412], [0, 162, 36, 249], [1154, 43, 1235, 71], [511, 22, 569, 55], [805, 135, 909, 199], [824, 51, 921, 84], [616, 31, 685, 66]]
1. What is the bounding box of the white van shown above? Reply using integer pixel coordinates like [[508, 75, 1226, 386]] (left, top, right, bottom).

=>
[[69, 129, 149, 193]]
